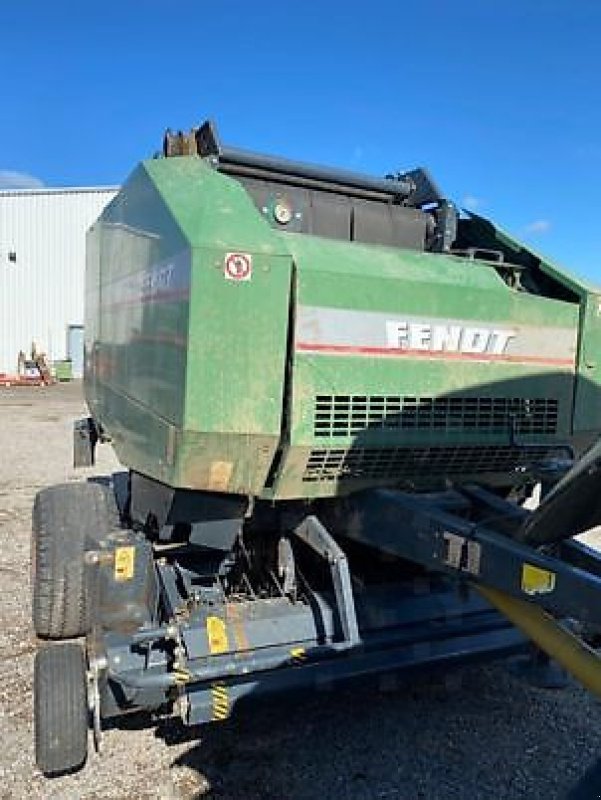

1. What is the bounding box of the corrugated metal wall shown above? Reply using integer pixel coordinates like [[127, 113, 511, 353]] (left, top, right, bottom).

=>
[[0, 187, 117, 374]]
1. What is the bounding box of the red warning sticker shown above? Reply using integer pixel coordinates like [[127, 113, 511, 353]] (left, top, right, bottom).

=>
[[224, 252, 252, 282]]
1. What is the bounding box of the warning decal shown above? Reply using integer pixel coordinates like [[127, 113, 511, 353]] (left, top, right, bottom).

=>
[[224, 252, 252, 282], [521, 563, 556, 596], [114, 546, 136, 582]]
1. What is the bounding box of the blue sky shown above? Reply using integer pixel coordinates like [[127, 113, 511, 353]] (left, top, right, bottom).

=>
[[1, 1, 600, 282]]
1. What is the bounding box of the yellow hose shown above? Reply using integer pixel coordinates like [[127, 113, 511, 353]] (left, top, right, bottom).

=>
[[475, 584, 601, 698]]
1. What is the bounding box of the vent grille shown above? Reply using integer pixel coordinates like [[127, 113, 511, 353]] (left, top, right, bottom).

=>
[[314, 395, 558, 438], [303, 445, 555, 483]]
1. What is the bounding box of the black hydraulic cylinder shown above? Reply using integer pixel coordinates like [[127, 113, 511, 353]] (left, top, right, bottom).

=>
[[216, 145, 415, 199]]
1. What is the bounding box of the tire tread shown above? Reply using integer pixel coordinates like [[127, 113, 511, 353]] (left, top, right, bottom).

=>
[[34, 643, 88, 776], [32, 482, 118, 639]]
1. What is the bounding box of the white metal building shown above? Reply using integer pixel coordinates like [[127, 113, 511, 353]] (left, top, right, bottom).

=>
[[0, 186, 117, 377]]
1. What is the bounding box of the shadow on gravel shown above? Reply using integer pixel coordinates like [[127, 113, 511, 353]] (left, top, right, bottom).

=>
[[141, 664, 601, 800], [565, 758, 601, 800]]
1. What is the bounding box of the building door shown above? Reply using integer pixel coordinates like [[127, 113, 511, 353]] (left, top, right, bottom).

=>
[[67, 325, 84, 378]]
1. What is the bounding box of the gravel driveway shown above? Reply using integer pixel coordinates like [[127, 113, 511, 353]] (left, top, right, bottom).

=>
[[2, 383, 601, 800]]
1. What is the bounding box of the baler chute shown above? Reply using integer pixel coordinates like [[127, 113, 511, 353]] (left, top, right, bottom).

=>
[[31, 120, 601, 777]]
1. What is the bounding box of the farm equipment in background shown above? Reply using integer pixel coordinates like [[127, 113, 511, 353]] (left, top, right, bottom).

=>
[[31, 120, 601, 776], [0, 343, 53, 387]]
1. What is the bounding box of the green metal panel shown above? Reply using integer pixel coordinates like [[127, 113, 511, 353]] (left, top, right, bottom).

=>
[[87, 157, 291, 493], [175, 245, 292, 494], [85, 162, 190, 482], [267, 233, 581, 498], [289, 357, 576, 446], [574, 291, 601, 434]]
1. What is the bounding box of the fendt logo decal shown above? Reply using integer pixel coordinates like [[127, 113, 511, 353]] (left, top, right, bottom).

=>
[[102, 252, 191, 309], [385, 321, 516, 356], [294, 306, 577, 368]]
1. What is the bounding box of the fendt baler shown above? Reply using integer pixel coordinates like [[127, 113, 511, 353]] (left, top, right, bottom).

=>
[[32, 121, 601, 776]]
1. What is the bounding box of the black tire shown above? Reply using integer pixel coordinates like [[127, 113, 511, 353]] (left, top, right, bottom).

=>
[[32, 481, 118, 639], [34, 643, 88, 776]]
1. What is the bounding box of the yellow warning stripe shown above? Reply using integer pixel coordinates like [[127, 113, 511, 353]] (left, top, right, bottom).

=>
[[173, 668, 192, 685], [211, 681, 230, 721]]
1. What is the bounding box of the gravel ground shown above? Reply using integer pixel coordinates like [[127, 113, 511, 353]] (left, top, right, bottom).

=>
[[3, 382, 601, 799]]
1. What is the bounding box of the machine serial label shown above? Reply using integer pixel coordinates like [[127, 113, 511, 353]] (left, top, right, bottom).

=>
[[295, 306, 577, 367]]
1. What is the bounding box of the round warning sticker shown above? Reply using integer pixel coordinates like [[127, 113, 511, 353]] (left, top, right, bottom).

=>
[[224, 252, 252, 281]]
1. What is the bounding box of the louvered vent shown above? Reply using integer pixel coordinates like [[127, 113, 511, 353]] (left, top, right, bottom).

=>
[[314, 395, 558, 438], [303, 445, 555, 483]]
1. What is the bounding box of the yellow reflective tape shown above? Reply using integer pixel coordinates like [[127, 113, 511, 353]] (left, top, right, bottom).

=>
[[114, 546, 135, 581], [521, 563, 556, 596], [290, 646, 306, 661], [206, 616, 229, 654]]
